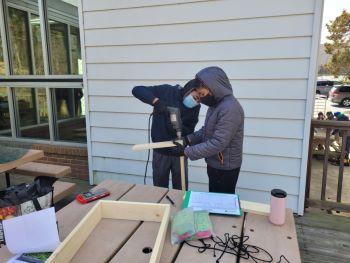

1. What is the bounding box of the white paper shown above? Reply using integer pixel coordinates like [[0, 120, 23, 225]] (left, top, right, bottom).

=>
[[188, 191, 241, 215], [3, 207, 60, 254]]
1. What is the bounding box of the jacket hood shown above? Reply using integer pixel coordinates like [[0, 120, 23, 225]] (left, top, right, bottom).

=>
[[195, 66, 233, 101], [180, 79, 197, 97]]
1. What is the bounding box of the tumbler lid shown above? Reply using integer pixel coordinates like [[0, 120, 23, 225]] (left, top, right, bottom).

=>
[[271, 189, 287, 198]]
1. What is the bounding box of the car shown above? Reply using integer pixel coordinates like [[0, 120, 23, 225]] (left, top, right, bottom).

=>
[[329, 85, 350, 107], [316, 80, 342, 96]]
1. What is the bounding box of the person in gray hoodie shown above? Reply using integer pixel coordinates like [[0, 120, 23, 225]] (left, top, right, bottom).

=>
[[172, 66, 244, 194]]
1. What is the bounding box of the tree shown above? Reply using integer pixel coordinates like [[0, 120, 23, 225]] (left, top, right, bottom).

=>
[[324, 10, 350, 81]]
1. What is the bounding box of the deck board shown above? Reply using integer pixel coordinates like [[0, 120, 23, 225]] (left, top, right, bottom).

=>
[[109, 189, 184, 263], [240, 209, 300, 263]]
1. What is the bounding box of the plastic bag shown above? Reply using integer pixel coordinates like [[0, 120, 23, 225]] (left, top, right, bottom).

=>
[[171, 208, 214, 244]]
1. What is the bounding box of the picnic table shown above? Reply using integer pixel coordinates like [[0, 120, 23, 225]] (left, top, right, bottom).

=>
[[0, 180, 301, 262], [0, 146, 44, 187]]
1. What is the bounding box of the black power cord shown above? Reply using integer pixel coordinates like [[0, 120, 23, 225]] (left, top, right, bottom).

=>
[[144, 113, 153, 185], [184, 233, 290, 263]]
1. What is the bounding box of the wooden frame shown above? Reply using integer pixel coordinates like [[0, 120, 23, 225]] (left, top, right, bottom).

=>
[[47, 200, 171, 263]]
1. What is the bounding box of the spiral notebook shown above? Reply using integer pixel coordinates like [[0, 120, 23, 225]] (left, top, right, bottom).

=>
[[182, 191, 242, 216]]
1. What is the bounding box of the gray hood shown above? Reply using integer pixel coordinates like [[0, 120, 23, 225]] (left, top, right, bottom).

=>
[[196, 66, 233, 101]]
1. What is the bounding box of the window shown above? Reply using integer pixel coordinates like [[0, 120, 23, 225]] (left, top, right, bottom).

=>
[[8, 7, 31, 75], [341, 86, 350, 93], [70, 26, 82, 75], [0, 87, 11, 136], [47, 0, 79, 75], [0, 33, 5, 75], [54, 88, 86, 142], [30, 14, 44, 75], [50, 21, 69, 74], [14, 87, 49, 139]]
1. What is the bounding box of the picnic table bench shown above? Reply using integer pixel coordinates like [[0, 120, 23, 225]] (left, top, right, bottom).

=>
[[0, 180, 301, 262]]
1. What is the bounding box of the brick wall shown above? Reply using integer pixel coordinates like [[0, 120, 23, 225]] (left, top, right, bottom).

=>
[[0, 141, 89, 180]]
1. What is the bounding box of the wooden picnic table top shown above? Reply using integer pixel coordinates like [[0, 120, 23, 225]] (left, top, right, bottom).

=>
[[0, 180, 301, 262], [0, 148, 44, 174]]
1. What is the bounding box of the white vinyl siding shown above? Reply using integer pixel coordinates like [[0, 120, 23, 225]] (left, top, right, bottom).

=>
[[79, 0, 323, 213]]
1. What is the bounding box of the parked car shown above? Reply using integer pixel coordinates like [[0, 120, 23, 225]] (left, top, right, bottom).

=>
[[329, 85, 350, 107], [316, 80, 342, 96]]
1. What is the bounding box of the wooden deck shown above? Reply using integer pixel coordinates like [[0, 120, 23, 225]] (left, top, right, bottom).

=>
[[0, 174, 349, 262], [296, 208, 350, 263]]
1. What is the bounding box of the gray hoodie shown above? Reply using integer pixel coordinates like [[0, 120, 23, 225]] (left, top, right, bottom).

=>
[[184, 67, 244, 170]]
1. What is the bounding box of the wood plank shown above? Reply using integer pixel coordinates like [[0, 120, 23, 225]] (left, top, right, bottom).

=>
[[70, 185, 168, 263], [109, 189, 184, 263], [175, 215, 244, 262], [0, 149, 44, 173], [306, 199, 350, 213], [321, 129, 331, 200], [0, 246, 14, 263], [240, 200, 270, 216], [53, 181, 77, 203], [56, 180, 134, 240], [132, 141, 175, 151], [13, 162, 71, 178], [240, 209, 301, 263]]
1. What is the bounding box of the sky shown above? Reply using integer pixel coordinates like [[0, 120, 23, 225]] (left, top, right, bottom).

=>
[[321, 0, 350, 43]]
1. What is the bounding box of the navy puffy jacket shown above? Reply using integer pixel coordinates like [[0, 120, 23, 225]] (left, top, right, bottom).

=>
[[132, 83, 200, 155]]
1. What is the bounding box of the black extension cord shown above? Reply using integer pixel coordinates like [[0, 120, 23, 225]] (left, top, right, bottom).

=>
[[144, 113, 153, 185], [184, 233, 290, 263]]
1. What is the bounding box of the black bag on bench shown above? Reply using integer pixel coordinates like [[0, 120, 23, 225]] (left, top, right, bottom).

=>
[[0, 176, 57, 219]]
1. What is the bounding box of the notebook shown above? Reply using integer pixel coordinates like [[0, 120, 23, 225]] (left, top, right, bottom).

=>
[[183, 191, 242, 216]]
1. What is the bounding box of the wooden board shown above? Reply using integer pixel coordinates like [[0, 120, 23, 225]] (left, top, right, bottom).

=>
[[53, 181, 77, 203], [0, 149, 44, 173], [241, 200, 270, 216], [109, 189, 184, 263], [69, 185, 168, 263], [240, 209, 301, 263], [132, 141, 175, 151], [56, 180, 134, 240], [13, 162, 71, 178]]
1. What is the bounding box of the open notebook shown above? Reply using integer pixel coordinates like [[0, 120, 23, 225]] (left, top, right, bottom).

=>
[[183, 191, 242, 216]]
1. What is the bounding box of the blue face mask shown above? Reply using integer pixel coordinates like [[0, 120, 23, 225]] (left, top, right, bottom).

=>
[[183, 94, 199, 108]]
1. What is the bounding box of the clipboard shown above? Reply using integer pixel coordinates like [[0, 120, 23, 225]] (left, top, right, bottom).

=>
[[182, 191, 242, 216]]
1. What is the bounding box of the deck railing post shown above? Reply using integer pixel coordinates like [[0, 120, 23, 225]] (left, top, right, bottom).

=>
[[305, 126, 314, 200], [321, 128, 331, 201], [337, 130, 348, 203]]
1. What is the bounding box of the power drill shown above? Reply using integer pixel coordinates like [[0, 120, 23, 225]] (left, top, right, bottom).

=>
[[167, 106, 187, 191], [167, 107, 182, 139]]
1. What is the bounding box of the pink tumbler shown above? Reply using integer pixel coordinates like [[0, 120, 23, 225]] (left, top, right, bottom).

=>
[[269, 189, 287, 226]]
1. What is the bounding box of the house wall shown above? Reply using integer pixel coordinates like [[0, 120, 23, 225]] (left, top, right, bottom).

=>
[[79, 0, 323, 214]]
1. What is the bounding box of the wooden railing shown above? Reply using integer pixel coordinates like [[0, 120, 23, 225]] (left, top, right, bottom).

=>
[[305, 119, 350, 212]]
